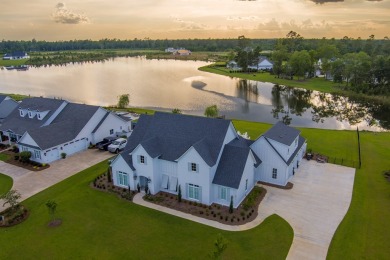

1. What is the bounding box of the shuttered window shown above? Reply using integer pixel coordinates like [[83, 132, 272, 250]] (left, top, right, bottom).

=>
[[187, 183, 201, 201], [188, 162, 199, 172], [117, 171, 128, 186]]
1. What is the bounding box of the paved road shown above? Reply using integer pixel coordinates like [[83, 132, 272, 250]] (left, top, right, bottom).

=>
[[0, 149, 113, 212], [134, 160, 355, 260]]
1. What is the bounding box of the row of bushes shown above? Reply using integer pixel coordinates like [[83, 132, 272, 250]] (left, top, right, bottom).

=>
[[14, 151, 47, 167]]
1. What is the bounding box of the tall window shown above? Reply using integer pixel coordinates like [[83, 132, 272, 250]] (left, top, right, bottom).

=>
[[140, 155, 145, 164], [34, 150, 41, 159], [110, 129, 114, 135], [191, 163, 197, 172], [188, 184, 200, 201], [218, 186, 228, 200], [117, 171, 128, 186], [272, 168, 277, 179]]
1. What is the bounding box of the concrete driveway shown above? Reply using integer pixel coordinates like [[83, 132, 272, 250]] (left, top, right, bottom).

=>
[[258, 160, 355, 260], [0, 149, 113, 211]]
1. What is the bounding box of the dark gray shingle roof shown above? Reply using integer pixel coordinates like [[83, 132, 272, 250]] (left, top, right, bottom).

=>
[[0, 97, 66, 135], [122, 112, 231, 166], [212, 144, 250, 189], [264, 135, 306, 165], [0, 95, 7, 103], [263, 121, 300, 146]]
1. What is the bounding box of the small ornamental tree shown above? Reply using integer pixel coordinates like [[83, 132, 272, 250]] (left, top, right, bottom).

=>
[[145, 182, 149, 194], [46, 200, 57, 221], [209, 233, 228, 259], [1, 190, 21, 213], [20, 151, 32, 163], [117, 94, 130, 109], [107, 167, 112, 183], [229, 196, 234, 214], [178, 185, 182, 202], [204, 105, 219, 118], [172, 108, 182, 114]]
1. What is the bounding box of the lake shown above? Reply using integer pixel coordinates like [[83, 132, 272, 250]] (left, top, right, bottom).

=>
[[0, 57, 388, 131]]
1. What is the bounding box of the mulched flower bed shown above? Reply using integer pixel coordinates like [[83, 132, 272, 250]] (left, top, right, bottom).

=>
[[2, 150, 50, 171], [0, 205, 29, 227], [91, 172, 137, 201], [258, 181, 293, 190], [144, 186, 267, 226], [0, 143, 10, 152]]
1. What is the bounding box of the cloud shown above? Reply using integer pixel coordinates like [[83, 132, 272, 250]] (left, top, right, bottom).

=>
[[52, 2, 90, 24], [171, 17, 208, 31]]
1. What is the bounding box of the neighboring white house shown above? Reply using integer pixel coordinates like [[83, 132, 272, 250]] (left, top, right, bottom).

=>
[[248, 56, 274, 71], [110, 112, 306, 208], [0, 95, 19, 125], [3, 51, 29, 60], [165, 47, 177, 53], [0, 97, 132, 163]]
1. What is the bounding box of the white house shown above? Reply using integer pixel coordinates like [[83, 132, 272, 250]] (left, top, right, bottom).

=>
[[174, 49, 191, 56], [248, 56, 274, 71], [0, 97, 132, 163], [3, 51, 29, 60], [111, 112, 306, 208]]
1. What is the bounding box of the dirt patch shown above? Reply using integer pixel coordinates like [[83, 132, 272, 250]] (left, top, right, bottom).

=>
[[48, 219, 62, 227], [2, 150, 50, 171], [144, 186, 267, 226], [0, 205, 29, 227]]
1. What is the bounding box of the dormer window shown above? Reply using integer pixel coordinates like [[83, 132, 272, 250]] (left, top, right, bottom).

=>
[[20, 110, 24, 117]]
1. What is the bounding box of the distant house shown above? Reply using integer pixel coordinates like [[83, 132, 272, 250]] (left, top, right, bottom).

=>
[[3, 51, 29, 60], [226, 61, 241, 70], [165, 47, 177, 53], [174, 49, 191, 56], [110, 112, 306, 208], [0, 95, 19, 124], [248, 56, 274, 71], [0, 97, 132, 163]]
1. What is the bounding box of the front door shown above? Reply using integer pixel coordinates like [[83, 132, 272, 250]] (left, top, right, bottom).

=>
[[139, 176, 148, 191]]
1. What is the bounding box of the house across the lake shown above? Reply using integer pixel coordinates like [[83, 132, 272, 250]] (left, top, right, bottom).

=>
[[174, 49, 191, 56], [110, 112, 306, 208], [248, 56, 274, 71], [0, 97, 132, 163], [3, 51, 29, 60]]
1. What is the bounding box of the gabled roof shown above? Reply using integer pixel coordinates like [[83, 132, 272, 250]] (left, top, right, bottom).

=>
[[122, 112, 231, 166], [0, 97, 66, 135], [263, 121, 300, 146], [264, 135, 306, 165], [212, 144, 250, 189]]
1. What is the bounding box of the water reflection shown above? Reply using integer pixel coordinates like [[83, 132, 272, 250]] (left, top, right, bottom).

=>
[[0, 57, 388, 131], [233, 80, 389, 130]]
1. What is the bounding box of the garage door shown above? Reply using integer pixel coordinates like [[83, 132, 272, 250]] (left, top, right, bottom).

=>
[[68, 138, 87, 155]]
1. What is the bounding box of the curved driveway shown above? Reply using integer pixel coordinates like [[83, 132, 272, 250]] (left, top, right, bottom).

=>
[[134, 160, 355, 260], [0, 149, 112, 212]]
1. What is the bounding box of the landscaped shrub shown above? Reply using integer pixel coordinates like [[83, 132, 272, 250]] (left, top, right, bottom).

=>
[[14, 155, 19, 160], [61, 152, 67, 159], [19, 151, 31, 163]]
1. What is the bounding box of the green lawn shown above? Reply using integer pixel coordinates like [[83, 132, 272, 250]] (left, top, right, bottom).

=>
[[199, 64, 339, 93], [233, 121, 390, 259], [0, 173, 13, 196], [0, 92, 29, 101], [0, 59, 28, 66], [0, 160, 293, 259], [0, 153, 11, 162]]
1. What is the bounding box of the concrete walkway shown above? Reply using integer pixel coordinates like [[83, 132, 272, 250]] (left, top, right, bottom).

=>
[[0, 149, 113, 212], [133, 160, 355, 260]]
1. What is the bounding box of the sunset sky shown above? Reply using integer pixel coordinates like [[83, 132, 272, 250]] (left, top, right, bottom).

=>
[[1, 0, 389, 40]]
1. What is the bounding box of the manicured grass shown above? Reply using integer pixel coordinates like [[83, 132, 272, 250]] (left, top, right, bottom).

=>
[[233, 120, 390, 259], [327, 132, 390, 259], [199, 64, 339, 93], [0, 173, 13, 196], [0, 153, 11, 162], [0, 160, 293, 259], [0, 59, 28, 66]]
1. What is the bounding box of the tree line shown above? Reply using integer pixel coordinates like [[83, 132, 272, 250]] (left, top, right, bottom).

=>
[[232, 33, 390, 96], [1, 36, 389, 55]]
